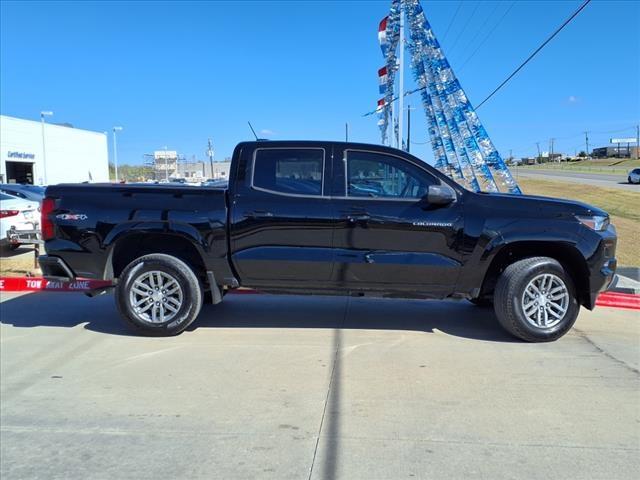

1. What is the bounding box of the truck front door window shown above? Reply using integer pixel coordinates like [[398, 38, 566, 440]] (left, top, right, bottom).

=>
[[346, 151, 435, 199]]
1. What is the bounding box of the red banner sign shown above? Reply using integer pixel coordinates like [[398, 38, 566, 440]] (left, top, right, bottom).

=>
[[0, 277, 637, 310], [0, 277, 112, 292]]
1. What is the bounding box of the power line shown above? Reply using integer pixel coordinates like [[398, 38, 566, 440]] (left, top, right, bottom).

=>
[[448, 1, 481, 57], [476, 0, 592, 110], [441, 1, 464, 41], [458, 1, 517, 72], [506, 125, 637, 156], [456, 0, 503, 66], [590, 126, 636, 135]]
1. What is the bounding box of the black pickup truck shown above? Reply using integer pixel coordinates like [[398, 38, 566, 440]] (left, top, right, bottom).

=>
[[39, 141, 617, 342]]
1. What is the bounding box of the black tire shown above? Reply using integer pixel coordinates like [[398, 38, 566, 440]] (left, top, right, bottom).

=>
[[468, 297, 493, 308], [494, 257, 579, 342], [115, 253, 203, 336], [629, 177, 633, 184]]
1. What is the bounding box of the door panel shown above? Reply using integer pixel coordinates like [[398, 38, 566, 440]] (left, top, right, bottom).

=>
[[229, 146, 334, 286], [331, 149, 464, 295]]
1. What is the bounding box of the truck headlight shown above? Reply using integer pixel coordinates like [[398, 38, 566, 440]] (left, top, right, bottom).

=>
[[576, 215, 609, 231]]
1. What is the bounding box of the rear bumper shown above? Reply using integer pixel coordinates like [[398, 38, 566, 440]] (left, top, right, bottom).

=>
[[38, 255, 76, 282]]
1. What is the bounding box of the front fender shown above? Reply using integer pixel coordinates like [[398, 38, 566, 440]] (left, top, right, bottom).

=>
[[457, 219, 584, 296]]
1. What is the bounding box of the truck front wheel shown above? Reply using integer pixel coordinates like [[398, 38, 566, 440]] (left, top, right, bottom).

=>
[[115, 253, 203, 336], [494, 257, 579, 342]]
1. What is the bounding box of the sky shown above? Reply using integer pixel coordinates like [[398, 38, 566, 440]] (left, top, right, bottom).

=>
[[1, 0, 639, 166]]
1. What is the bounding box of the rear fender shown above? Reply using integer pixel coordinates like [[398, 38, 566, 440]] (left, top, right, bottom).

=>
[[104, 221, 207, 252], [103, 222, 209, 278]]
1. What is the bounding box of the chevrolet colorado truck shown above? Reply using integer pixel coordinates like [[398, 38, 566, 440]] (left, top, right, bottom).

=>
[[38, 141, 617, 342]]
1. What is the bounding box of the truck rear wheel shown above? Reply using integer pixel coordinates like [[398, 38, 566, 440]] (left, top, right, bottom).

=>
[[494, 257, 579, 342], [115, 253, 203, 336]]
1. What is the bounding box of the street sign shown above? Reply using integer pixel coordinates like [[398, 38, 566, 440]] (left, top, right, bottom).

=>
[[610, 138, 636, 144]]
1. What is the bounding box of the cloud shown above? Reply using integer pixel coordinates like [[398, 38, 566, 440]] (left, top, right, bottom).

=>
[[259, 129, 275, 136], [567, 95, 579, 103]]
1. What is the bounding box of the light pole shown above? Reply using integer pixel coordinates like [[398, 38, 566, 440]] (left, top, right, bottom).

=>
[[113, 126, 123, 182], [207, 139, 214, 179], [40, 111, 53, 184]]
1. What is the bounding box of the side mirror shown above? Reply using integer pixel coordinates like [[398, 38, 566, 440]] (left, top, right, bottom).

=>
[[424, 185, 456, 206]]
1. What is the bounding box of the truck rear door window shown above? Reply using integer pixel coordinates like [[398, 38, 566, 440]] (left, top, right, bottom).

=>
[[252, 148, 324, 196]]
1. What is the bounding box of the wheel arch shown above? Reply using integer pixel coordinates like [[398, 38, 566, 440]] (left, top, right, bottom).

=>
[[109, 231, 208, 282], [479, 241, 590, 307]]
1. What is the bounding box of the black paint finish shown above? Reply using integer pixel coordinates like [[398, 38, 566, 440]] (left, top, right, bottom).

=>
[[41, 140, 617, 309]]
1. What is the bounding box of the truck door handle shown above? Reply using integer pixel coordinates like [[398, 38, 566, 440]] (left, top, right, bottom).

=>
[[243, 210, 274, 219]]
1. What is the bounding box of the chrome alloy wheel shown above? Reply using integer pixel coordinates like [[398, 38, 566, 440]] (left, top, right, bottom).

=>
[[521, 273, 569, 329], [129, 270, 183, 324]]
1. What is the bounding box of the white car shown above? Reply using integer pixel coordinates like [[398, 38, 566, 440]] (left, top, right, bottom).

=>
[[0, 192, 40, 249], [628, 168, 640, 184]]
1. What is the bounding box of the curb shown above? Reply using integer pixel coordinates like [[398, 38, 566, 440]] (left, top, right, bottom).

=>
[[595, 292, 640, 311], [1, 276, 638, 311], [607, 274, 640, 295]]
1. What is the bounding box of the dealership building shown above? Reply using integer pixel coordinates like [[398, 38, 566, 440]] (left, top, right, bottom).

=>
[[0, 114, 109, 185]]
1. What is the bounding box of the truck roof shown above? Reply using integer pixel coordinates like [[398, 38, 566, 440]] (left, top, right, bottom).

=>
[[235, 140, 414, 155]]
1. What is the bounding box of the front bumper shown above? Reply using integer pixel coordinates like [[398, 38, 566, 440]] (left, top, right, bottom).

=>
[[584, 224, 618, 309]]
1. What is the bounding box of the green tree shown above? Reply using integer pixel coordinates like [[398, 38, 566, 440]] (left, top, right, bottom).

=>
[[108, 163, 154, 182]]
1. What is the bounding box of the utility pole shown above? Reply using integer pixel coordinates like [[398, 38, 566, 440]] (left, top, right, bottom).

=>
[[345, 123, 349, 142], [207, 138, 214, 179], [163, 146, 169, 182], [550, 138, 555, 162], [398, 0, 405, 149], [584, 131, 590, 159], [636, 125, 639, 160], [406, 104, 411, 153], [509, 149, 513, 164], [536, 142, 541, 164]]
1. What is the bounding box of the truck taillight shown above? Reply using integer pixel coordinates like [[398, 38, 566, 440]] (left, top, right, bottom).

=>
[[41, 197, 56, 240], [0, 210, 20, 218]]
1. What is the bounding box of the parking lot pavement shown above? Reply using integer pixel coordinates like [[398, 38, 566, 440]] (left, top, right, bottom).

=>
[[513, 169, 637, 191], [1, 292, 638, 479]]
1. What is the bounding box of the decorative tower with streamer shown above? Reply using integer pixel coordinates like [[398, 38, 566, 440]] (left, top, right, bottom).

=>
[[372, 0, 522, 194]]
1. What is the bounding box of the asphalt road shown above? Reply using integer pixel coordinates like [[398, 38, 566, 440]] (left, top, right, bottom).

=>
[[1, 292, 639, 479], [514, 169, 638, 191]]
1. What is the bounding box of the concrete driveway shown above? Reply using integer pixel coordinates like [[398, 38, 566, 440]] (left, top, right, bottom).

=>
[[1, 292, 638, 479]]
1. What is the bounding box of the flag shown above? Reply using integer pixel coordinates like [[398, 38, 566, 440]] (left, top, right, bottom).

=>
[[378, 66, 388, 94], [376, 98, 386, 113], [378, 16, 388, 54]]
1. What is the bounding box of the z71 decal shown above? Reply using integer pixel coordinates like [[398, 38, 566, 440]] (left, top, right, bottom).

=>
[[56, 213, 88, 221]]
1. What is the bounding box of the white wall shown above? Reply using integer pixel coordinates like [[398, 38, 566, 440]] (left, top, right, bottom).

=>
[[0, 115, 109, 185], [205, 161, 231, 179]]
